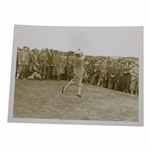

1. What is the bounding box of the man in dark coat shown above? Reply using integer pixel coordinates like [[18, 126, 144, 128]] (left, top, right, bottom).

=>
[[46, 48, 53, 80], [97, 59, 108, 87], [38, 49, 48, 80], [30, 48, 39, 66], [107, 60, 116, 89], [121, 61, 131, 93], [52, 50, 60, 80]]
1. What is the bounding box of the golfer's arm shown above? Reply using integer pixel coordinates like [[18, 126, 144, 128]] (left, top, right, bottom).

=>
[[80, 53, 85, 60]]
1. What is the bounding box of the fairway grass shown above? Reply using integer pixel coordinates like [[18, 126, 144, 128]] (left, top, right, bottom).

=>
[[13, 80, 138, 122]]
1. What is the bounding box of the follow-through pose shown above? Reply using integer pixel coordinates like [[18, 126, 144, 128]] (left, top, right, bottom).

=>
[[62, 49, 85, 97]]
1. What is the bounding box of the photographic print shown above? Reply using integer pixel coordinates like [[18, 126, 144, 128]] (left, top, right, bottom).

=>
[[8, 25, 143, 126]]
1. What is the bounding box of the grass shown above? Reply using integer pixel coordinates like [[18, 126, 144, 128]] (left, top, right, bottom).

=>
[[13, 79, 138, 121]]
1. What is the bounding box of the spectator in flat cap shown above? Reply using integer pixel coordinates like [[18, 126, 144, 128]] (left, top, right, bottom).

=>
[[30, 48, 39, 67]]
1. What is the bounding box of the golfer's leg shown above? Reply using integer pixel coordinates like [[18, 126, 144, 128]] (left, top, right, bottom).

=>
[[77, 87, 81, 95], [64, 80, 73, 91], [63, 75, 79, 92], [77, 77, 82, 95]]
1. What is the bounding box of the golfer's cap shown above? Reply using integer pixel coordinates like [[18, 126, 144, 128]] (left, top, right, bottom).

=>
[[74, 49, 82, 55]]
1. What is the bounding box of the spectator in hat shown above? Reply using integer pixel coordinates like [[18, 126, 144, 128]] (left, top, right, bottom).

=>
[[46, 48, 53, 80], [90, 61, 100, 85], [130, 61, 139, 95], [16, 47, 20, 76], [16, 46, 29, 80], [114, 61, 123, 91], [28, 47, 32, 65], [22, 46, 30, 80], [97, 59, 108, 87], [121, 60, 131, 93], [30, 48, 39, 67], [107, 60, 116, 89], [82, 58, 91, 84], [87, 60, 95, 83], [63, 52, 68, 80], [68, 51, 74, 67], [57, 51, 62, 80], [87, 60, 97, 83], [38, 49, 48, 80], [62, 48, 85, 97], [59, 52, 66, 80], [114, 67, 121, 91], [52, 50, 60, 80]]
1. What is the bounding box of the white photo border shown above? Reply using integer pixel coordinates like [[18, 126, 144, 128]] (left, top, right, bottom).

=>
[[8, 25, 144, 126]]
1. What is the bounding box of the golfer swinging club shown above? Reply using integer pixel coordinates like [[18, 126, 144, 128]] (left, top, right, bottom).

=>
[[62, 48, 85, 97]]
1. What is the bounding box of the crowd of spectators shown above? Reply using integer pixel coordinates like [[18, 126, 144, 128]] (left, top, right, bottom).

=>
[[16, 46, 139, 96]]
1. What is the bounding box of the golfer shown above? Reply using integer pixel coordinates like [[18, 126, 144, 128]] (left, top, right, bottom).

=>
[[62, 49, 85, 97]]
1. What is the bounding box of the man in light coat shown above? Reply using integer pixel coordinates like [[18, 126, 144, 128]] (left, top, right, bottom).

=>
[[130, 61, 139, 95], [16, 46, 29, 80]]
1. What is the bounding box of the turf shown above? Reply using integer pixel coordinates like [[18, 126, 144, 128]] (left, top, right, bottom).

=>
[[13, 79, 138, 121]]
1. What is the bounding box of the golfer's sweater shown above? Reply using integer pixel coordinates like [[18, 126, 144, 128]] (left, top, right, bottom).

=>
[[74, 54, 85, 71]]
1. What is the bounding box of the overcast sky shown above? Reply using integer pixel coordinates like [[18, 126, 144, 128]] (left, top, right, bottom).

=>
[[14, 25, 143, 58]]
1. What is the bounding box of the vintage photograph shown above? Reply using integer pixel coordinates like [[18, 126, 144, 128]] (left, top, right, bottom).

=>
[[8, 25, 143, 126]]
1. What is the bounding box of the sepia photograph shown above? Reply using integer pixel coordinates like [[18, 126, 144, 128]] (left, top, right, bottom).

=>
[[8, 25, 143, 126]]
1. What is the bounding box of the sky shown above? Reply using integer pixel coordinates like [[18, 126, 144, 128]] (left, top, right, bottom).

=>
[[14, 25, 143, 58]]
